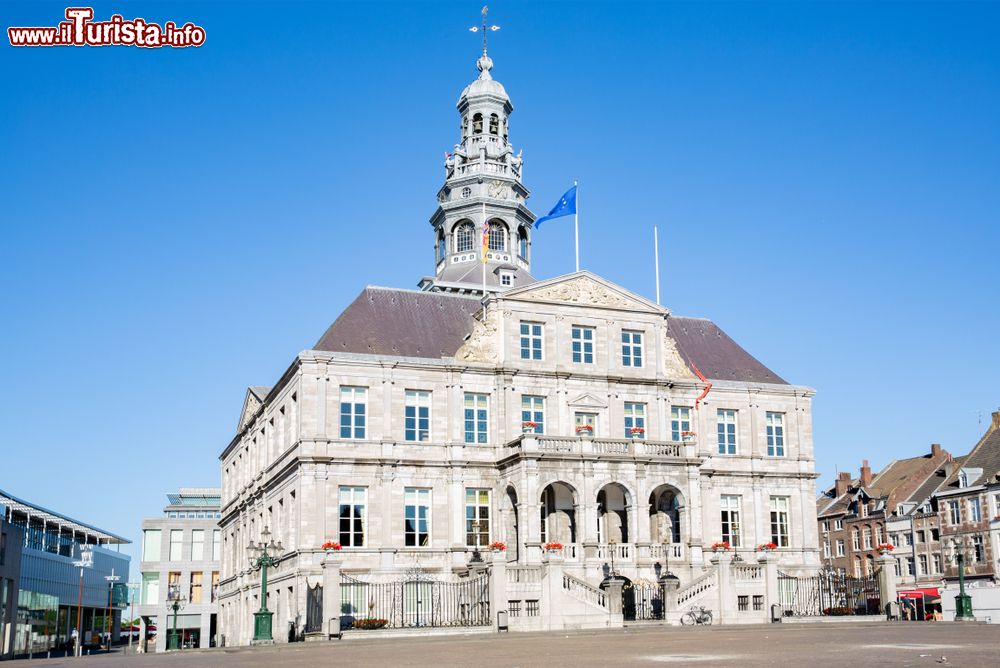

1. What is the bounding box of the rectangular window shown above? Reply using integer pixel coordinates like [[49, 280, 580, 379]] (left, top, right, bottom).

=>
[[621, 330, 643, 367], [464, 393, 489, 444], [918, 555, 927, 575], [526, 600, 539, 617], [932, 554, 941, 573], [141, 572, 160, 606], [906, 557, 915, 576], [190, 571, 203, 604], [753, 595, 764, 611], [624, 402, 646, 439], [821, 521, 829, 533], [404, 488, 431, 547], [948, 500, 960, 525], [191, 529, 205, 561], [765, 412, 785, 457], [574, 412, 597, 435], [737, 595, 749, 611], [167, 571, 181, 600], [852, 529, 860, 550], [142, 529, 161, 562], [211, 571, 220, 603], [823, 541, 831, 559], [571, 326, 594, 364], [519, 322, 543, 360], [969, 498, 982, 523], [465, 488, 491, 547], [404, 390, 431, 442], [717, 409, 737, 455], [671, 406, 692, 441], [521, 395, 545, 434], [338, 486, 367, 547], [973, 535, 985, 562], [916, 530, 925, 543], [720, 495, 742, 547], [168, 529, 183, 561], [509, 600, 521, 617], [862, 527, 872, 550], [212, 530, 221, 562], [769, 496, 790, 547], [836, 539, 845, 557], [834, 519, 843, 530], [931, 528, 940, 541], [339, 386, 367, 439], [875, 527, 883, 545]]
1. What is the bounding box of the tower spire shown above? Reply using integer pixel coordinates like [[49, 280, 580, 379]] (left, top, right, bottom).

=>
[[469, 6, 500, 57]]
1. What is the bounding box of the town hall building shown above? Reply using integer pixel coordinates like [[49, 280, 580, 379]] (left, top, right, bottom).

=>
[[217, 43, 821, 642]]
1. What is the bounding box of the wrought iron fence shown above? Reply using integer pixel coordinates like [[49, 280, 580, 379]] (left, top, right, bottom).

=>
[[340, 571, 490, 630], [623, 580, 664, 621], [777, 570, 882, 617]]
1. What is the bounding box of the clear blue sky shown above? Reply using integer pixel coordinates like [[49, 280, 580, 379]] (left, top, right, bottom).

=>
[[2, 2, 998, 577]]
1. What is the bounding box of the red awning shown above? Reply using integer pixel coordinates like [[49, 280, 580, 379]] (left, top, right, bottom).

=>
[[898, 588, 939, 599]]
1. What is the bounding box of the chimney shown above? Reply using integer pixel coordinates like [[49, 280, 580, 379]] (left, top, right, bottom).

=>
[[859, 459, 873, 487], [992, 410, 1000, 431], [835, 471, 852, 497], [931, 443, 942, 458]]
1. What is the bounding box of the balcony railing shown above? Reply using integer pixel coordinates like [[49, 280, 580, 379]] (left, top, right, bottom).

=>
[[505, 434, 693, 459]]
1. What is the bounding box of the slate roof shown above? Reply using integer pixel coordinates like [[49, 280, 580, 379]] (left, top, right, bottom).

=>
[[668, 317, 787, 385], [312, 286, 789, 385], [248, 386, 271, 401], [906, 458, 966, 507], [942, 423, 1000, 489]]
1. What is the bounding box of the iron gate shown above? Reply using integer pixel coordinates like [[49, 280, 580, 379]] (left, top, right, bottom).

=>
[[623, 580, 664, 621], [305, 582, 323, 633], [777, 570, 882, 616], [340, 570, 490, 630]]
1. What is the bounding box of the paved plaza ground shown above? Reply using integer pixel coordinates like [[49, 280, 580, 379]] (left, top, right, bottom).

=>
[[19, 622, 1000, 667]]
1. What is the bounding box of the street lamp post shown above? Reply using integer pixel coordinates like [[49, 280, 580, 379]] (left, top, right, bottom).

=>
[[103, 569, 120, 653], [166, 592, 186, 650], [949, 536, 975, 620], [247, 527, 283, 643], [72, 545, 93, 658]]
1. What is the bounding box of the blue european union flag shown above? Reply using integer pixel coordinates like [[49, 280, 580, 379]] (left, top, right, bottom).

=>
[[533, 185, 577, 228]]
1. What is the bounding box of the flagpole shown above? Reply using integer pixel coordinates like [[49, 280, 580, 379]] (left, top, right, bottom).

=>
[[654, 225, 661, 305], [574, 180, 579, 272], [482, 201, 487, 297]]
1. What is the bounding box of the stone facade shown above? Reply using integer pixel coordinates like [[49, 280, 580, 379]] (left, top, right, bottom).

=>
[[217, 50, 821, 644]]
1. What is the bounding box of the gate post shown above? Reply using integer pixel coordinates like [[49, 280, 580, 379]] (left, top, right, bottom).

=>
[[606, 578, 625, 627], [876, 553, 896, 617], [710, 550, 734, 625], [660, 576, 679, 625], [489, 551, 507, 631], [541, 551, 565, 631], [757, 552, 779, 616], [321, 553, 342, 638]]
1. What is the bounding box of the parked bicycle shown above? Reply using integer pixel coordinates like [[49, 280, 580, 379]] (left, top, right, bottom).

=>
[[680, 605, 713, 626]]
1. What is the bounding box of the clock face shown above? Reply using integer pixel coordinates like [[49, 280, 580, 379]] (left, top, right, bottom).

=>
[[488, 180, 508, 199]]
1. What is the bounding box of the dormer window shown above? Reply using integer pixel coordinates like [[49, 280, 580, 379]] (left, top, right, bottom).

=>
[[958, 471, 969, 488], [489, 113, 499, 135], [472, 113, 483, 134], [499, 272, 512, 286]]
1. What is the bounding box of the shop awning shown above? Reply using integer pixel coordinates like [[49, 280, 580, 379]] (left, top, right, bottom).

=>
[[898, 588, 939, 599]]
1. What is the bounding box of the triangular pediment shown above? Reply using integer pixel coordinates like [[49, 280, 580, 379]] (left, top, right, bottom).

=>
[[567, 392, 608, 409], [502, 271, 667, 314], [237, 386, 268, 432]]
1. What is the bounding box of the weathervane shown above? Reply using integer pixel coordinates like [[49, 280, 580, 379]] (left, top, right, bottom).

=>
[[469, 5, 500, 55]]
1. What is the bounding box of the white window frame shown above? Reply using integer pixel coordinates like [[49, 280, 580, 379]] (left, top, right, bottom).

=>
[[670, 406, 692, 441], [621, 330, 643, 368], [339, 386, 367, 439], [168, 529, 183, 562], [338, 486, 367, 547], [948, 500, 960, 525], [717, 409, 738, 455], [455, 222, 474, 252], [720, 495, 742, 547], [191, 529, 205, 561], [521, 395, 545, 434], [465, 488, 491, 547], [765, 411, 785, 457], [836, 539, 845, 557], [862, 526, 872, 550], [769, 496, 790, 547], [834, 519, 843, 530], [519, 322, 543, 361], [404, 488, 431, 548], [623, 402, 646, 439], [464, 393, 489, 444], [571, 326, 595, 364], [404, 390, 431, 442], [488, 222, 506, 251], [969, 497, 982, 523]]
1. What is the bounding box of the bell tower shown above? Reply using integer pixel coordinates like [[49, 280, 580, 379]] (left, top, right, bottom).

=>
[[420, 10, 536, 295]]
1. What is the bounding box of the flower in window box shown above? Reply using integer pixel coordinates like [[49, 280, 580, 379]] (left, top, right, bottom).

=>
[[756, 542, 778, 552], [629, 427, 646, 438], [543, 542, 564, 552], [575, 425, 594, 435], [521, 421, 538, 433], [321, 541, 342, 553], [874, 543, 895, 555], [488, 541, 507, 552], [710, 541, 731, 552], [680, 431, 696, 441]]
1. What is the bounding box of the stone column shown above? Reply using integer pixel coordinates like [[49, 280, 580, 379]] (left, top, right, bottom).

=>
[[489, 551, 507, 631], [321, 554, 342, 638], [605, 578, 624, 627], [661, 577, 680, 625], [876, 552, 897, 617], [541, 551, 565, 631], [758, 552, 779, 621], [710, 551, 734, 625]]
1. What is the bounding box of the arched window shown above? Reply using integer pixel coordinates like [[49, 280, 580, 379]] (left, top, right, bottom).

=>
[[455, 222, 475, 253], [517, 227, 528, 258], [437, 231, 446, 261], [462, 116, 468, 136], [488, 222, 506, 251], [489, 113, 499, 135], [502, 117, 508, 142], [472, 113, 483, 135]]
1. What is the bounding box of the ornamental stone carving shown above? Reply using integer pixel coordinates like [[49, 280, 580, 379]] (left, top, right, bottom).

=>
[[523, 276, 636, 309], [238, 392, 262, 431], [663, 330, 697, 380], [455, 309, 500, 364]]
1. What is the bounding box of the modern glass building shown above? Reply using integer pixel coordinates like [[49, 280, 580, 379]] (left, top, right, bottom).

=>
[[0, 488, 130, 657]]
